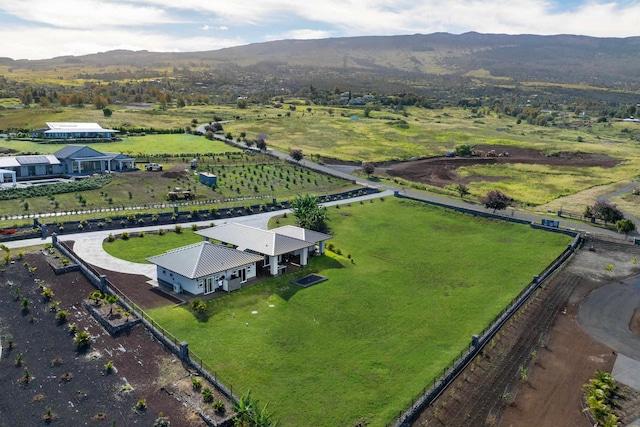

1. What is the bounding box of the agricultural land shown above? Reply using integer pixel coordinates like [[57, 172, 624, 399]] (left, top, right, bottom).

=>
[[2, 32, 640, 427]]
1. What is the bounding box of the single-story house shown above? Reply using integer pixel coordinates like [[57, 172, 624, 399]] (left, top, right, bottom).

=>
[[147, 241, 264, 295], [31, 122, 118, 140], [0, 154, 62, 182], [0, 145, 135, 181], [54, 145, 135, 175], [196, 223, 332, 276]]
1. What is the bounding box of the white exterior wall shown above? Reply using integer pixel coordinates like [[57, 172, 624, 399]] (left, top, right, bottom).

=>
[[156, 262, 257, 295]]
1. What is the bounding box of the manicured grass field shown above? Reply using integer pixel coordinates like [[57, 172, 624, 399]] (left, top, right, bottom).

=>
[[146, 198, 571, 426], [0, 133, 240, 156], [102, 229, 203, 263]]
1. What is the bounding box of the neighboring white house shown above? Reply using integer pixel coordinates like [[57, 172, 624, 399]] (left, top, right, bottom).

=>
[[147, 241, 263, 295], [196, 223, 332, 276], [31, 122, 119, 140]]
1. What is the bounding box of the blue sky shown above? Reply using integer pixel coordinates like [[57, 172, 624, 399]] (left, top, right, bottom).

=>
[[0, 0, 638, 60]]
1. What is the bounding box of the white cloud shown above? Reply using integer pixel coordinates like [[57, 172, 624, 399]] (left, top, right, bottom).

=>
[[272, 29, 334, 41], [0, 0, 180, 29], [1, 0, 639, 59], [0, 26, 246, 60]]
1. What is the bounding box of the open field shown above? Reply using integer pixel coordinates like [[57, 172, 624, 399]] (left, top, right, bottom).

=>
[[0, 133, 240, 156], [3, 104, 640, 215], [144, 198, 572, 426]]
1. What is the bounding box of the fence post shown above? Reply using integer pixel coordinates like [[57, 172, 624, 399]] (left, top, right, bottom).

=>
[[99, 275, 107, 292], [179, 342, 189, 362]]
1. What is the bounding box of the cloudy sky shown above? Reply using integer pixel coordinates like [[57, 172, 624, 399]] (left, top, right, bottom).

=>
[[1, 0, 638, 60]]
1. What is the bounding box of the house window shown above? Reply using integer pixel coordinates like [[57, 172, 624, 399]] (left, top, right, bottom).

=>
[[27, 166, 36, 176], [198, 279, 203, 288]]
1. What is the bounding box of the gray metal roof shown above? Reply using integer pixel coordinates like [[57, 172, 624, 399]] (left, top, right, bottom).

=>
[[271, 225, 332, 244], [16, 155, 61, 165], [196, 223, 312, 256], [147, 241, 263, 279]]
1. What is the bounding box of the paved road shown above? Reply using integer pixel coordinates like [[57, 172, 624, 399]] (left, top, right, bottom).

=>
[[578, 276, 640, 361]]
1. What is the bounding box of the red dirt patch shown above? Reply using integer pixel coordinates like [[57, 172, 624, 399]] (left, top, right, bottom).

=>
[[384, 145, 622, 188]]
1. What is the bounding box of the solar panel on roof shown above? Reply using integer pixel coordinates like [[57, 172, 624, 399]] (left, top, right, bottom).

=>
[[16, 155, 50, 165]]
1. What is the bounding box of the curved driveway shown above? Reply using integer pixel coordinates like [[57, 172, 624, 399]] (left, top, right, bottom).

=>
[[4, 190, 393, 279]]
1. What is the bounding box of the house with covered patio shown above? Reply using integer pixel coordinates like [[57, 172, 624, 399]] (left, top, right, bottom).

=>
[[147, 241, 264, 295], [54, 145, 135, 175], [196, 223, 332, 276]]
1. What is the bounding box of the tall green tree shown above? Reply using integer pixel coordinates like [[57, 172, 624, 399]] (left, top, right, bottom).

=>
[[290, 194, 328, 232], [616, 218, 636, 236]]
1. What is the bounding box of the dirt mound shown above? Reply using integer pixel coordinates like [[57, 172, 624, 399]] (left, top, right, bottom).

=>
[[385, 145, 622, 188]]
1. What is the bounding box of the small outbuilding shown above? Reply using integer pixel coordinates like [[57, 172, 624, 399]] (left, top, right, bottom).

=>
[[147, 241, 263, 295], [199, 172, 217, 186]]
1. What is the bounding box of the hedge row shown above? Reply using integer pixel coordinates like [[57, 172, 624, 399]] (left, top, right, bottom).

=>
[[0, 175, 112, 201]]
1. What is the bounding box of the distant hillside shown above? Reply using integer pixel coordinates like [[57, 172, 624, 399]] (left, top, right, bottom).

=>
[[8, 32, 639, 88]]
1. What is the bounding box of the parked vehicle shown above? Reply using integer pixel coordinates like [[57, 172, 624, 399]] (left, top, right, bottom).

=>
[[167, 187, 195, 201], [145, 163, 163, 171]]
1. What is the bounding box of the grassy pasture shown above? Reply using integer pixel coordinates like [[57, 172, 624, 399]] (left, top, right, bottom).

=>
[[146, 198, 571, 426], [458, 162, 637, 206], [0, 134, 239, 157], [3, 104, 640, 211]]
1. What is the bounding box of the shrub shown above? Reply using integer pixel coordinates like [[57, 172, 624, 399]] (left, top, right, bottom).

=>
[[202, 388, 214, 403], [56, 310, 67, 324], [68, 323, 77, 334], [41, 288, 54, 300], [158, 228, 166, 236], [174, 224, 182, 234], [104, 360, 113, 373], [212, 400, 225, 414], [191, 224, 198, 231], [74, 330, 92, 349], [136, 398, 147, 410], [107, 233, 115, 242], [191, 377, 202, 390], [191, 299, 207, 313], [121, 232, 130, 240]]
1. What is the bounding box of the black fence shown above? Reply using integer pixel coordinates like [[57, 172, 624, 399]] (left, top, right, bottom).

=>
[[53, 237, 240, 409], [390, 193, 581, 426]]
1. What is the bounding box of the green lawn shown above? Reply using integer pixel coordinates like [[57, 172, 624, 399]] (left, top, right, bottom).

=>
[[102, 228, 203, 263], [146, 198, 571, 426], [0, 133, 240, 156]]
